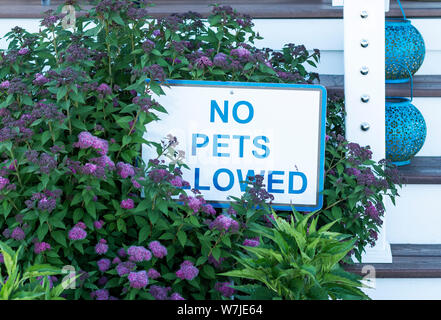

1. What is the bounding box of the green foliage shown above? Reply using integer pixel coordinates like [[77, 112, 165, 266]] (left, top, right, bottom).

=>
[[322, 97, 402, 261], [0, 242, 74, 300], [222, 211, 369, 300]]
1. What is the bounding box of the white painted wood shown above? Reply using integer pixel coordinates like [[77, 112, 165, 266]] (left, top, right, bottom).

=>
[[333, 0, 390, 11], [387, 184, 441, 243], [363, 278, 441, 300], [344, 0, 391, 263]]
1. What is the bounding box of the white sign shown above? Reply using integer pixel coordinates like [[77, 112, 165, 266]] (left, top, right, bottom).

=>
[[143, 80, 327, 211]]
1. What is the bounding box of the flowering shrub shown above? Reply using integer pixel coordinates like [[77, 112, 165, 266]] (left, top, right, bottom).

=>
[[0, 0, 322, 300], [0, 0, 399, 300], [322, 96, 401, 261]]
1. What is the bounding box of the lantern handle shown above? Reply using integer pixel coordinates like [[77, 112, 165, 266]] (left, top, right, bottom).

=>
[[386, 62, 414, 102], [395, 0, 407, 20]]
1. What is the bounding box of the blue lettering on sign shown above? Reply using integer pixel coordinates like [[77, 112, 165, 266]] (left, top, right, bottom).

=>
[[232, 135, 250, 158], [288, 172, 308, 194], [268, 171, 285, 194], [213, 134, 230, 157], [210, 100, 228, 123], [192, 133, 209, 156], [210, 100, 254, 124], [213, 168, 235, 191], [194, 168, 210, 191], [232, 101, 254, 124], [252, 136, 270, 159]]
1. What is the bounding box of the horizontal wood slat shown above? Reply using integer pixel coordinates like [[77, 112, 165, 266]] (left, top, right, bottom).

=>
[[321, 75, 441, 98], [345, 244, 441, 278], [397, 157, 441, 185], [1, 0, 441, 19]]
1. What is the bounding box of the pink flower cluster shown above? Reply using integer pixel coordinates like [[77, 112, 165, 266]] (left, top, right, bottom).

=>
[[148, 241, 167, 258], [120, 198, 134, 209], [209, 215, 240, 233], [74, 131, 108, 155]]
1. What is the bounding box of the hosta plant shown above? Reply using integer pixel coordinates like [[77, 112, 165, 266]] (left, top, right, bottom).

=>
[[0, 242, 74, 300], [221, 211, 370, 300]]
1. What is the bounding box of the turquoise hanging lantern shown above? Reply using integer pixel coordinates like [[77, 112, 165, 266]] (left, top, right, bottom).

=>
[[385, 0, 425, 83], [386, 68, 426, 166]]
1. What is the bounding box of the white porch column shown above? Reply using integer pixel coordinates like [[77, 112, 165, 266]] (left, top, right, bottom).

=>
[[333, 0, 392, 263]]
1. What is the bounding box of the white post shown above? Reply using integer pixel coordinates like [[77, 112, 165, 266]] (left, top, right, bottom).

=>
[[335, 0, 392, 263]]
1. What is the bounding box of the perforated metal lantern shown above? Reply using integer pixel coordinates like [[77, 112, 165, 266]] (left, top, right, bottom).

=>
[[386, 97, 426, 166], [385, 2, 425, 83]]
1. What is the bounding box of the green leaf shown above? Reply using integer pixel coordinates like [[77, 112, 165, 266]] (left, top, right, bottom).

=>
[[52, 231, 67, 247], [177, 231, 187, 247]]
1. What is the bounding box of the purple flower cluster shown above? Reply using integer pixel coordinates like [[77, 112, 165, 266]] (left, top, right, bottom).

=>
[[247, 175, 274, 204], [11, 227, 25, 240], [170, 293, 185, 300], [243, 237, 260, 247], [195, 56, 213, 69], [25, 189, 61, 213], [41, 10, 62, 28], [95, 239, 109, 255], [149, 241, 167, 258], [97, 83, 112, 96], [97, 258, 111, 272], [365, 201, 381, 221], [68, 222, 87, 240], [176, 260, 199, 281], [94, 220, 104, 229], [116, 162, 135, 179], [127, 246, 152, 262], [142, 39, 155, 54], [33, 73, 49, 86], [150, 285, 171, 300], [128, 270, 149, 289], [209, 215, 239, 233], [34, 242, 51, 254], [147, 268, 161, 279], [215, 281, 235, 297], [74, 131, 108, 155], [91, 289, 109, 300], [348, 142, 373, 165], [0, 177, 10, 190], [116, 261, 136, 277]]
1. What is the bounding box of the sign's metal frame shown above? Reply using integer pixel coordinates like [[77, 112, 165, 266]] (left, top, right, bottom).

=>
[[150, 79, 327, 212]]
